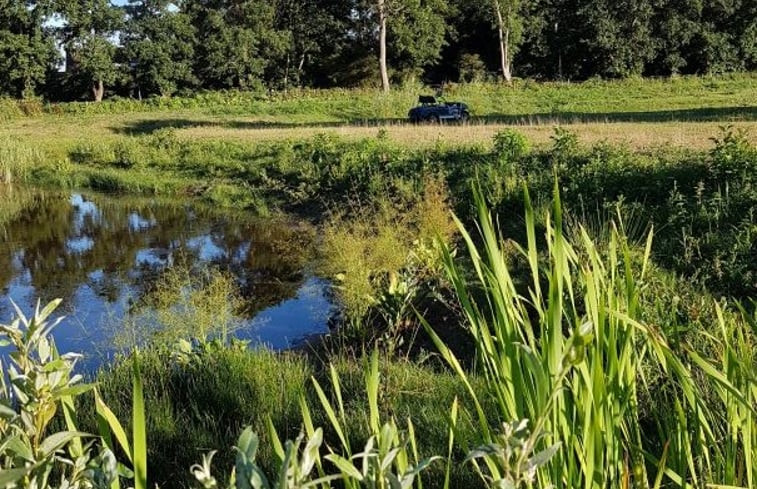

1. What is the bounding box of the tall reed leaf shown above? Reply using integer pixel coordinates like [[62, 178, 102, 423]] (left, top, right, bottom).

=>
[[426, 183, 755, 488], [132, 351, 148, 489]]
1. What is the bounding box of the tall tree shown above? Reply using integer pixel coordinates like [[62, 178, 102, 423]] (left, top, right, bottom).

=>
[[274, 0, 350, 88], [365, 0, 449, 90], [59, 0, 123, 101], [389, 0, 450, 80], [0, 0, 58, 97], [578, 0, 656, 77], [490, 0, 523, 81], [379, 0, 390, 90], [123, 0, 197, 97], [186, 0, 289, 90]]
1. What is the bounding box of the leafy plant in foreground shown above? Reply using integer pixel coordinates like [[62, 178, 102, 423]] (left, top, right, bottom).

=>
[[191, 427, 339, 489], [302, 350, 442, 489], [0, 300, 118, 489]]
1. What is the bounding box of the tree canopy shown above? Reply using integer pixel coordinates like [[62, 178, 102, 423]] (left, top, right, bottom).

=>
[[0, 0, 754, 100]]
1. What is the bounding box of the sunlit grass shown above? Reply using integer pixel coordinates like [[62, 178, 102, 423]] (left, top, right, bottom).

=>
[[423, 185, 756, 488]]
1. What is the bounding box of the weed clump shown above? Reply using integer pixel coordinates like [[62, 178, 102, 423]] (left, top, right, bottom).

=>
[[115, 266, 244, 350], [319, 175, 456, 343]]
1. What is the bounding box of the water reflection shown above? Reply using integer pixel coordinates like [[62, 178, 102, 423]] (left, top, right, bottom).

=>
[[0, 186, 332, 369]]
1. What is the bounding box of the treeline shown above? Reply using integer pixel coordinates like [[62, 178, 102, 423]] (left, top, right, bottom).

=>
[[1, 0, 756, 101]]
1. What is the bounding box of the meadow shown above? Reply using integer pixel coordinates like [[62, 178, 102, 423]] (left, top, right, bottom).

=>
[[1, 75, 756, 489]]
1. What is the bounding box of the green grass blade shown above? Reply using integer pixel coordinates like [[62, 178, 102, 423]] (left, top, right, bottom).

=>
[[95, 388, 133, 464], [132, 351, 148, 489], [312, 376, 351, 455], [366, 350, 380, 434]]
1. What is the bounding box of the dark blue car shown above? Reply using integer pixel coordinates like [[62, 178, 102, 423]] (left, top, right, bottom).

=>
[[408, 95, 470, 123]]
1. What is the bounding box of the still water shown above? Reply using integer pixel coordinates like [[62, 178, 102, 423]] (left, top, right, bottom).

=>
[[0, 187, 333, 369]]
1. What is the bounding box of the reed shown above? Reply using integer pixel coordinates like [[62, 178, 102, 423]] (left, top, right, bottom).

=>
[[422, 184, 756, 488]]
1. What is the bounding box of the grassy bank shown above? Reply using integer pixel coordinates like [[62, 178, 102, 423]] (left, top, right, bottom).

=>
[[1, 75, 756, 489], [2, 125, 754, 300], [77, 347, 486, 488], [6, 190, 753, 488]]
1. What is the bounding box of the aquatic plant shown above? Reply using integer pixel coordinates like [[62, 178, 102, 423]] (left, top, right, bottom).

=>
[[424, 185, 756, 488]]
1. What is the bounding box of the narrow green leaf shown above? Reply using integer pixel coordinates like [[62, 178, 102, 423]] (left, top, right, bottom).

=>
[[95, 388, 133, 464], [132, 351, 148, 489]]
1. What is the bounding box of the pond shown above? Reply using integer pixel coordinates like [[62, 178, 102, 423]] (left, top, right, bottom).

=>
[[0, 186, 334, 370]]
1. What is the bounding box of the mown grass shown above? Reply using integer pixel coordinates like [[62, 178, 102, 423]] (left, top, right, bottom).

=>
[[2, 73, 755, 122]]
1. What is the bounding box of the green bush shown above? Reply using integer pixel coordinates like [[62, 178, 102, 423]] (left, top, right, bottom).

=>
[[492, 129, 530, 165]]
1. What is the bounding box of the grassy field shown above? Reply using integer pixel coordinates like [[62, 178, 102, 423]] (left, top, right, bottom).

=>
[[1, 73, 755, 152]]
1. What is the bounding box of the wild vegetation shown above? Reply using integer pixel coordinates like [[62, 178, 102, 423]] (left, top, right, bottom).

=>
[[2, 186, 755, 488], [2, 73, 755, 123], [0, 68, 756, 489]]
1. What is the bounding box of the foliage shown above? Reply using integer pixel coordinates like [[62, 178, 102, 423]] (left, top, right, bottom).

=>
[[190, 426, 335, 489], [1, 72, 754, 119], [458, 53, 487, 82], [0, 0, 755, 98], [2, 118, 755, 301], [185, 0, 289, 91], [492, 128, 529, 164], [123, 0, 198, 97], [0, 0, 58, 98], [303, 351, 441, 489], [58, 0, 124, 101], [0, 300, 119, 488], [319, 176, 455, 345], [386, 0, 451, 79], [424, 185, 756, 487], [82, 345, 484, 488], [115, 266, 244, 350]]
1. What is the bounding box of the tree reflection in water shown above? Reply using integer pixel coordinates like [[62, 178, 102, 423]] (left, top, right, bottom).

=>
[[0, 187, 331, 368]]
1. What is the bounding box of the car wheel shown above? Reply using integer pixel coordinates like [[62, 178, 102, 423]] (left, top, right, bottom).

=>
[[460, 111, 470, 124], [432, 115, 442, 124]]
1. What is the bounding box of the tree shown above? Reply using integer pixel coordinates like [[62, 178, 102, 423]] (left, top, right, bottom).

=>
[[578, 0, 656, 78], [389, 0, 450, 80], [59, 0, 124, 101], [364, 0, 449, 90], [650, 0, 750, 75], [186, 0, 289, 90], [274, 0, 350, 88], [491, 0, 523, 81], [0, 0, 58, 97], [123, 0, 197, 97]]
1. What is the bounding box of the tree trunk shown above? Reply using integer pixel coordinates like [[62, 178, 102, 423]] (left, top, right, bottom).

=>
[[378, 0, 390, 92], [92, 80, 104, 102], [494, 0, 512, 83], [283, 52, 290, 92], [297, 53, 306, 87]]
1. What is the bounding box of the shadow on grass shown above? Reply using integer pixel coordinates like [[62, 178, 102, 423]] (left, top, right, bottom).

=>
[[111, 118, 407, 135], [480, 106, 757, 124], [111, 106, 756, 135]]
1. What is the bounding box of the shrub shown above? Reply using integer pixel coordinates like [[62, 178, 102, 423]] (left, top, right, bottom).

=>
[[319, 176, 455, 343], [492, 129, 530, 165]]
